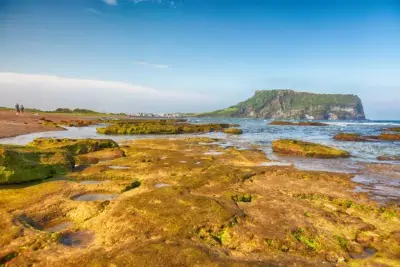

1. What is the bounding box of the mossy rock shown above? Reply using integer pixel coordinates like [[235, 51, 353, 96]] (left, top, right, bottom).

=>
[[272, 139, 350, 158], [0, 146, 74, 184], [379, 133, 400, 141], [59, 120, 98, 127], [377, 155, 400, 161], [97, 122, 230, 135], [386, 127, 400, 132], [28, 138, 119, 155], [223, 128, 243, 134], [333, 133, 365, 142], [269, 121, 328, 126]]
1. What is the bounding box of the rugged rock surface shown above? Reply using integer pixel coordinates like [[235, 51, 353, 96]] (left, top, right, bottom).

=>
[[272, 139, 351, 158], [28, 138, 119, 155], [202, 90, 366, 120], [1, 138, 398, 266], [0, 146, 74, 184], [97, 120, 240, 135]]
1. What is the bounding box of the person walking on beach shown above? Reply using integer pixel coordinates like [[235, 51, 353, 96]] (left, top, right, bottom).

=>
[[20, 105, 25, 115], [15, 103, 20, 115]]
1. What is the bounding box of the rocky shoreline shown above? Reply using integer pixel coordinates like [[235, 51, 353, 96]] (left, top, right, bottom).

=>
[[1, 127, 399, 266]]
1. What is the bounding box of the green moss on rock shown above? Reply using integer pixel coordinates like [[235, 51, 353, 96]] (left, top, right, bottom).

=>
[[272, 139, 350, 158], [0, 146, 74, 184], [28, 138, 119, 155], [223, 128, 243, 134], [97, 121, 232, 135], [232, 194, 252, 203], [386, 127, 400, 132]]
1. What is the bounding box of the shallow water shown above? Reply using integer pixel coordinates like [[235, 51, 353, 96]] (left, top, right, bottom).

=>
[[350, 247, 377, 259], [79, 180, 110, 185], [259, 162, 293, 167], [59, 231, 94, 248], [204, 151, 225, 156], [108, 166, 131, 170], [44, 222, 73, 232], [353, 175, 400, 204], [72, 193, 118, 201], [154, 183, 171, 188]]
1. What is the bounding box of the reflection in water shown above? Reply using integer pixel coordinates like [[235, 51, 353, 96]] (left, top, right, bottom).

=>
[[204, 151, 224, 156], [59, 231, 94, 248], [154, 183, 171, 188], [259, 162, 292, 167], [108, 166, 131, 170], [353, 175, 400, 204], [72, 194, 118, 201], [350, 248, 377, 259], [44, 222, 73, 232], [79, 180, 110, 185]]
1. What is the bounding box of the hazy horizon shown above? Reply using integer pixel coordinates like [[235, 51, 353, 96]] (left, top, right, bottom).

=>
[[1, 0, 399, 119]]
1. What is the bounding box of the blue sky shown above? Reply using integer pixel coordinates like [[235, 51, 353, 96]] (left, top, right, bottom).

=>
[[0, 0, 399, 119]]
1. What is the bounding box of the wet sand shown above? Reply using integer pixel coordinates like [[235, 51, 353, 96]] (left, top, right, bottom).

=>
[[0, 110, 103, 138]]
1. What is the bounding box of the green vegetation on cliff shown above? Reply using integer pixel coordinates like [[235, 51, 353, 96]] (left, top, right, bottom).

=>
[[201, 89, 366, 120]]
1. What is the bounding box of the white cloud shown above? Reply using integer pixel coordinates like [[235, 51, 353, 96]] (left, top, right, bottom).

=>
[[86, 8, 102, 15], [0, 72, 214, 113], [133, 61, 169, 69], [102, 0, 117, 5]]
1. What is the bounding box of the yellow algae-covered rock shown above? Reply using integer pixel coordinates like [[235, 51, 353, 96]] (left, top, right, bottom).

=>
[[97, 121, 232, 135], [0, 146, 74, 184], [2, 137, 400, 267], [272, 139, 350, 158], [379, 133, 400, 141], [386, 127, 400, 132], [333, 132, 368, 142], [223, 128, 243, 134], [28, 138, 119, 155]]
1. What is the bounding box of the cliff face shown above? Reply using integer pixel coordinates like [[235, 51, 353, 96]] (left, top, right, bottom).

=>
[[202, 90, 366, 120]]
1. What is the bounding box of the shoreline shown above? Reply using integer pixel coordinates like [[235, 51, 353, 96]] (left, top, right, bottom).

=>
[[0, 110, 114, 139]]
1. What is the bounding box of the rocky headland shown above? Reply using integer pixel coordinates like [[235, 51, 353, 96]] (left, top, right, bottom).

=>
[[201, 90, 366, 120]]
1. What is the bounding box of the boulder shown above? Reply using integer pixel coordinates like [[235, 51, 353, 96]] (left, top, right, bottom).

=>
[[377, 155, 400, 161], [97, 121, 231, 135], [223, 128, 243, 134], [0, 146, 74, 184], [379, 133, 400, 141], [272, 139, 350, 158], [28, 138, 119, 155]]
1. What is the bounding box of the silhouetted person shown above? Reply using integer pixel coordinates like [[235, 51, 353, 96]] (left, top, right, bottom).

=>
[[15, 103, 20, 115], [20, 105, 25, 114]]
